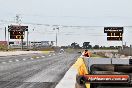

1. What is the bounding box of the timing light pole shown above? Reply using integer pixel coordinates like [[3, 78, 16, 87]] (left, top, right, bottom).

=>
[[53, 27, 59, 47]]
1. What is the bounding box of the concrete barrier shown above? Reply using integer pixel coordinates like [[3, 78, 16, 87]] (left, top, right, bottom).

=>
[[55, 66, 77, 88]]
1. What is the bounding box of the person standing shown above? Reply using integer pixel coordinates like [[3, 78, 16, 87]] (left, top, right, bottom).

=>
[[83, 49, 91, 57]]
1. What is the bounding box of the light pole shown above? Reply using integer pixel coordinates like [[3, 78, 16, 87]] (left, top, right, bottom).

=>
[[5, 27, 6, 41], [53, 27, 59, 47]]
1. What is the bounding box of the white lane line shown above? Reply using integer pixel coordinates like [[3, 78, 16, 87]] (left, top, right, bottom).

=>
[[53, 54, 56, 55], [36, 57, 40, 59], [15, 59, 19, 62], [41, 56, 45, 57], [2, 62, 6, 64], [9, 60, 13, 63], [49, 55, 51, 56], [23, 58, 26, 61]]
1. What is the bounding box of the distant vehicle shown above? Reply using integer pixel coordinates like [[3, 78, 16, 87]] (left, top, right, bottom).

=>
[[59, 49, 64, 53]]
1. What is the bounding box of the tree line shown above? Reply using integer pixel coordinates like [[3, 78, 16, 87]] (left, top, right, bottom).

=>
[[61, 42, 121, 49]]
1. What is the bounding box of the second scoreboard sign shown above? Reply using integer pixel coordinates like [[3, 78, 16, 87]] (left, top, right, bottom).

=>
[[104, 27, 123, 41]]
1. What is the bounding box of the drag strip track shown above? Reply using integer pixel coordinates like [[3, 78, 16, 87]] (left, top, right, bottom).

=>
[[0, 53, 79, 88]]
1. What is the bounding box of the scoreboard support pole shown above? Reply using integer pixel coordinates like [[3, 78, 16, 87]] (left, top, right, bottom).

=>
[[21, 38, 22, 50], [122, 34, 124, 49], [7, 30, 9, 50], [21, 38, 23, 50], [5, 27, 6, 41], [27, 31, 29, 49]]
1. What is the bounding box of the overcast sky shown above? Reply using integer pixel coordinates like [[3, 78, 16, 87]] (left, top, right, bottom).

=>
[[0, 0, 132, 46]]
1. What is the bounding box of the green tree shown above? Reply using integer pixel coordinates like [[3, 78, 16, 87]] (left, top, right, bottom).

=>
[[93, 45, 100, 49]]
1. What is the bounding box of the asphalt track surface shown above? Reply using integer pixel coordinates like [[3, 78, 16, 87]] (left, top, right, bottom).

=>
[[0, 52, 79, 88]]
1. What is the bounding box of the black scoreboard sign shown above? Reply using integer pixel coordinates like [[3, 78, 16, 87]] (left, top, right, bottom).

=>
[[8, 25, 28, 39], [104, 27, 123, 41]]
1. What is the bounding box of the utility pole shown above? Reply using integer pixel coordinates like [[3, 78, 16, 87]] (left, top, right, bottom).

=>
[[56, 32, 57, 46], [16, 14, 23, 50], [53, 27, 59, 47], [16, 14, 21, 24]]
